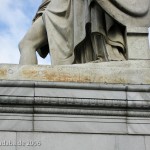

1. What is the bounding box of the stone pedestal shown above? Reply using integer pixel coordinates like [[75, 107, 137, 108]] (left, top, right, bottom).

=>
[[0, 60, 149, 150]]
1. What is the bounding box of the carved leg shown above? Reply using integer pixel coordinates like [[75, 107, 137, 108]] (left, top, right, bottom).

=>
[[19, 16, 48, 65]]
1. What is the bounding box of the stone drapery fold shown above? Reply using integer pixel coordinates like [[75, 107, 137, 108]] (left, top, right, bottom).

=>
[[35, 0, 126, 65]]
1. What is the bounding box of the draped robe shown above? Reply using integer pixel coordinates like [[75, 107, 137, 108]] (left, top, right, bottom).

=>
[[35, 0, 126, 65]]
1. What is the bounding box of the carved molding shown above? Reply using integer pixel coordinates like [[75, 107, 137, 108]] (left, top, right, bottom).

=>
[[0, 80, 149, 117], [0, 80, 150, 92], [0, 105, 149, 117], [1, 96, 150, 109], [0, 96, 150, 117]]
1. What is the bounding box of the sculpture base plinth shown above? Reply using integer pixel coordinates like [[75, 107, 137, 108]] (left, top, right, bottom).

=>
[[0, 60, 149, 150], [0, 60, 150, 84]]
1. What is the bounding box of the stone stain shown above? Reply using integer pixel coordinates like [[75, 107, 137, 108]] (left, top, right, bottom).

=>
[[20, 67, 129, 83], [0, 60, 148, 84], [21, 67, 39, 79], [0, 68, 7, 78], [42, 70, 91, 82], [42, 70, 58, 81], [98, 75, 127, 84], [145, 79, 150, 84]]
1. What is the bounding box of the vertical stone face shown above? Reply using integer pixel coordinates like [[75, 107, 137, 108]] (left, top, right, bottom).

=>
[[145, 137, 150, 150], [34, 88, 126, 99], [0, 86, 34, 97], [127, 34, 150, 60], [16, 133, 117, 150], [0, 114, 33, 131], [117, 136, 146, 150], [126, 27, 150, 60], [0, 61, 150, 84], [0, 132, 16, 150], [33, 115, 127, 134], [14, 133, 150, 150]]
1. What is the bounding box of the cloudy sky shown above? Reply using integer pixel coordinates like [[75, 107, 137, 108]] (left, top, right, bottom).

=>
[[0, 1, 149, 65], [0, 0, 50, 65]]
